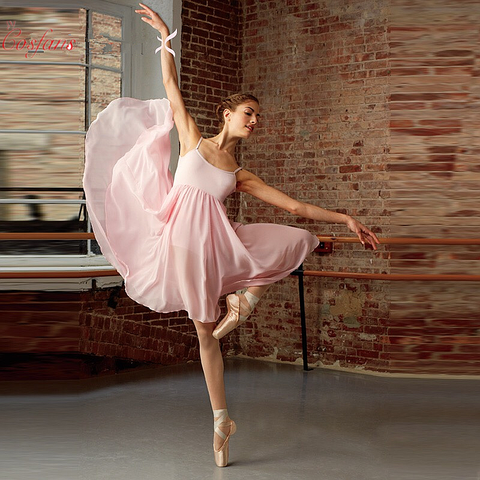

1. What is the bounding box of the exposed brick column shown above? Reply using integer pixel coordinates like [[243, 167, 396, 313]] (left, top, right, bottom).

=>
[[180, 0, 242, 136], [179, 1, 244, 354]]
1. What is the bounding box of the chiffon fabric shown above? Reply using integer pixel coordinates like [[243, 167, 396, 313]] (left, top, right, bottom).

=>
[[84, 98, 319, 323]]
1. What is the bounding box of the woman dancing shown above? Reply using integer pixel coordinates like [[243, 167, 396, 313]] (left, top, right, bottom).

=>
[[84, 3, 379, 468]]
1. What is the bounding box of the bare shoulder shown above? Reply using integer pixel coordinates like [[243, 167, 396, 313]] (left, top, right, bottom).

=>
[[235, 169, 266, 193], [236, 168, 261, 182]]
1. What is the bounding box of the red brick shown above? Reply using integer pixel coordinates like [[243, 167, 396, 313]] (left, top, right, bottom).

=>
[[439, 354, 480, 362]]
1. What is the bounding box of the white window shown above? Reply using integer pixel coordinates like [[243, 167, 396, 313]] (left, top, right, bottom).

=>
[[0, 0, 132, 290]]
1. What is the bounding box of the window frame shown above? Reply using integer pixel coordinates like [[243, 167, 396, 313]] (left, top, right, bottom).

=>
[[0, 0, 133, 290]]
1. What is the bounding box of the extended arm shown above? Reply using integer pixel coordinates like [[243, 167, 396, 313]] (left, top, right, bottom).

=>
[[236, 169, 380, 249], [135, 3, 200, 153]]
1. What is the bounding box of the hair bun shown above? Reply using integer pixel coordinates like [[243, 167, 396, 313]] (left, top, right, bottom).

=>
[[215, 93, 259, 126]]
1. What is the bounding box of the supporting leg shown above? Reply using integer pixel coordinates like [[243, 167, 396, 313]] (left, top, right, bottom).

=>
[[193, 319, 234, 456], [193, 320, 226, 410]]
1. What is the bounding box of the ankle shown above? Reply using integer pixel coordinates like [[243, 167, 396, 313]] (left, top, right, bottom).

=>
[[213, 408, 229, 422], [238, 290, 260, 315], [244, 290, 260, 307]]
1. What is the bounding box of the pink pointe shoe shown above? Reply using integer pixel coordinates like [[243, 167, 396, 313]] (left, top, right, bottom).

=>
[[212, 293, 257, 340], [214, 410, 237, 467]]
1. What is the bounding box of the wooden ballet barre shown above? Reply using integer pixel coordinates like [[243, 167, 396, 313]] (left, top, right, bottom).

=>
[[1, 233, 479, 281], [301, 270, 480, 282], [0, 269, 119, 279], [1, 233, 480, 245], [308, 235, 480, 281], [2, 270, 479, 281], [317, 236, 480, 246], [0, 232, 95, 240]]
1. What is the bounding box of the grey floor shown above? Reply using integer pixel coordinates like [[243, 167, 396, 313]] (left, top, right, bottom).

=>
[[0, 358, 479, 480]]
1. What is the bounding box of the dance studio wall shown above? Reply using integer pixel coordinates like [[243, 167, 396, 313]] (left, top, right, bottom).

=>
[[0, 288, 200, 380], [233, 0, 480, 375], [385, 1, 480, 375], [237, 0, 392, 373], [181, 0, 480, 375], [0, 0, 241, 381], [2, 0, 479, 379]]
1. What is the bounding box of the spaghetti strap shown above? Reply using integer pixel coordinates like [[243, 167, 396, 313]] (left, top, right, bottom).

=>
[[196, 137, 203, 149], [233, 167, 242, 174]]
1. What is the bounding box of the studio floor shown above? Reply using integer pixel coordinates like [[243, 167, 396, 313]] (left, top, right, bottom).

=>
[[0, 357, 479, 480]]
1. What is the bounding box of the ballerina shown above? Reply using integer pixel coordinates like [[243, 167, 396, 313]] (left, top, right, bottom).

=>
[[85, 2, 379, 468]]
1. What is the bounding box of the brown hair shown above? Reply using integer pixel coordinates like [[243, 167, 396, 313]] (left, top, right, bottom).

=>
[[215, 93, 259, 126]]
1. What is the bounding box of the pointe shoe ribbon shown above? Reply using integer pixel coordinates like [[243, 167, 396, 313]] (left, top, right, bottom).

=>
[[212, 292, 257, 340], [155, 29, 177, 56], [213, 410, 236, 467]]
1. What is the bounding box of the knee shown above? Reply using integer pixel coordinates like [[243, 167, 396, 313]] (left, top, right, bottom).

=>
[[194, 321, 217, 346]]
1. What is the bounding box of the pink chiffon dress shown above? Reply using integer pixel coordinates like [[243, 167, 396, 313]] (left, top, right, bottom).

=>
[[83, 98, 319, 323]]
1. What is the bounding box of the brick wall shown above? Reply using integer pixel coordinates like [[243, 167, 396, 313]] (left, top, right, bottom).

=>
[[0, 292, 81, 355], [180, 0, 242, 136], [0, 289, 199, 380], [385, 0, 480, 374], [0, 291, 83, 380], [234, 0, 480, 375], [180, 0, 244, 228], [80, 288, 199, 366], [237, 0, 392, 372], [2, 0, 479, 379]]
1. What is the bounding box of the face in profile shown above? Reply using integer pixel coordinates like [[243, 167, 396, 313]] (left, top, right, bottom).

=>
[[225, 101, 261, 137]]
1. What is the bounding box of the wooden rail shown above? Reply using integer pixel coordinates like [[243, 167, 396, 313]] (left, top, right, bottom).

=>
[[0, 270, 118, 279], [302, 270, 480, 282], [0, 232, 95, 240], [2, 270, 478, 281], [1, 232, 480, 245], [310, 236, 480, 281], [316, 235, 480, 246], [1, 234, 479, 281]]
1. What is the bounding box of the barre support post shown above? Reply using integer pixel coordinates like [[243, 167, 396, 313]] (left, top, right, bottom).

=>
[[296, 263, 312, 372]]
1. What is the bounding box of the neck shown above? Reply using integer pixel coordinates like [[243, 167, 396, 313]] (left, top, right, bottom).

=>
[[210, 129, 239, 155]]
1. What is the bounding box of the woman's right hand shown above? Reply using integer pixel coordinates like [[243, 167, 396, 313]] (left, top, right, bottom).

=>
[[135, 3, 169, 35], [345, 215, 380, 250]]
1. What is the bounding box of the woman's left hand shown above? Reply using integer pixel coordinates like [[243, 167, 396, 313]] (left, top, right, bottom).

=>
[[345, 216, 380, 250]]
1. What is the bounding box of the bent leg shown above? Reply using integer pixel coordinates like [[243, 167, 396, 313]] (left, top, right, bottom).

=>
[[234, 283, 272, 317], [212, 284, 273, 340], [247, 284, 270, 298]]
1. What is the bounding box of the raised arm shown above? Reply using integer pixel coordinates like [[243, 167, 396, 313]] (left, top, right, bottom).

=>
[[236, 169, 380, 249], [135, 3, 200, 154]]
